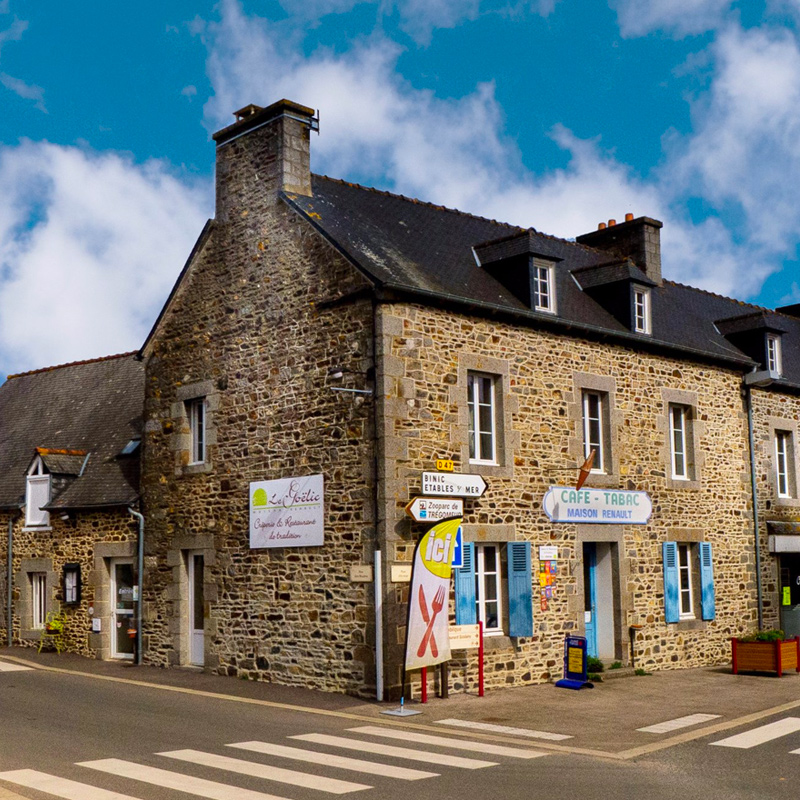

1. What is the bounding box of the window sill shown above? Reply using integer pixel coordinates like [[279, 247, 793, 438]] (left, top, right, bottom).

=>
[[775, 496, 800, 508], [673, 619, 706, 632], [482, 635, 513, 651], [664, 477, 701, 491], [22, 526, 52, 532], [465, 461, 514, 479], [183, 462, 212, 476], [20, 629, 43, 640]]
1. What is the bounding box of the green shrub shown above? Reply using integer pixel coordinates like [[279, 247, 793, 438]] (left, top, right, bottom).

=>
[[634, 668, 649, 676], [587, 672, 603, 682], [587, 656, 604, 673], [610, 661, 623, 669], [739, 629, 785, 643]]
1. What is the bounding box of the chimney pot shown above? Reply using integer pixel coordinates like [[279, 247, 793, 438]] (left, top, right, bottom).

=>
[[625, 212, 634, 222], [598, 222, 607, 230], [608, 219, 616, 227]]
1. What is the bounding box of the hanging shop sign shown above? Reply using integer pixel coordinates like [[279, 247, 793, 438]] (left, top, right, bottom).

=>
[[542, 486, 652, 524], [421, 471, 487, 498], [405, 497, 463, 523], [405, 517, 461, 671], [249, 474, 324, 548]]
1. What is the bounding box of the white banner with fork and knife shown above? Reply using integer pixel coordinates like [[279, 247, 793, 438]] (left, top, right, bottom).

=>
[[404, 517, 462, 671]]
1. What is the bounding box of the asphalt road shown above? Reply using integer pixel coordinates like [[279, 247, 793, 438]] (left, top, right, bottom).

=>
[[2, 662, 800, 800]]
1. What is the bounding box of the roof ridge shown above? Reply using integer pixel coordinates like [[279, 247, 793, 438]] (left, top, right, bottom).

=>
[[663, 279, 775, 314], [6, 351, 138, 380]]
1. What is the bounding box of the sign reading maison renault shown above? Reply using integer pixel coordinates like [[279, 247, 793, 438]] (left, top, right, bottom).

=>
[[543, 486, 652, 524], [249, 474, 324, 548]]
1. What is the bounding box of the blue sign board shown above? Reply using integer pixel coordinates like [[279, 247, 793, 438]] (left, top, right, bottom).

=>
[[555, 635, 594, 690], [450, 526, 463, 568]]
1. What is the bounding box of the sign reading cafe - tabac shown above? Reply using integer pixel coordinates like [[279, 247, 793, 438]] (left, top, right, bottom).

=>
[[249, 474, 325, 548], [543, 486, 652, 524]]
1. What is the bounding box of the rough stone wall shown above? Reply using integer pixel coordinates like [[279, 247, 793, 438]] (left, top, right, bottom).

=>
[[377, 303, 756, 694], [141, 123, 377, 695], [0, 509, 137, 656], [748, 388, 800, 631]]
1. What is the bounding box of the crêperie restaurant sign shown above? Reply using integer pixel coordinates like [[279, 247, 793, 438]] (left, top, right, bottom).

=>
[[249, 474, 324, 548]]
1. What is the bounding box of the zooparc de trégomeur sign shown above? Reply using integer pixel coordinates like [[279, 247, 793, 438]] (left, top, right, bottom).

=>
[[542, 486, 652, 524]]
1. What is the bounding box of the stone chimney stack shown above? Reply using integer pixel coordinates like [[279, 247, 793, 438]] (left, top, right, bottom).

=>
[[576, 215, 663, 285], [212, 99, 317, 223]]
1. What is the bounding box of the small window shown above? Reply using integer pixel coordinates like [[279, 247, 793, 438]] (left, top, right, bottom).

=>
[[677, 544, 695, 620], [633, 287, 651, 334], [775, 430, 795, 498], [475, 544, 504, 635], [582, 391, 607, 472], [187, 398, 207, 465], [766, 334, 782, 375], [664, 541, 715, 623], [467, 373, 497, 464], [669, 404, 693, 480], [63, 563, 81, 605], [25, 456, 50, 527], [532, 261, 556, 314], [31, 573, 47, 629]]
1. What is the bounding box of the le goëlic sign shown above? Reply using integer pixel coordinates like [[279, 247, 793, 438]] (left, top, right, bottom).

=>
[[543, 486, 652, 524], [249, 474, 324, 548]]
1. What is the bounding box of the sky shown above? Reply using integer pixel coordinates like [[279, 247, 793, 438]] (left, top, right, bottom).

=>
[[1, 0, 799, 377]]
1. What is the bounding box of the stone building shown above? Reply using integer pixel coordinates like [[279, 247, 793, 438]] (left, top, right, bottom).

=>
[[0, 354, 144, 659], [135, 98, 800, 699], [4, 99, 800, 699]]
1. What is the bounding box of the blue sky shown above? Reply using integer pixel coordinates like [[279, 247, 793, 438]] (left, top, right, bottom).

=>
[[1, 0, 799, 376]]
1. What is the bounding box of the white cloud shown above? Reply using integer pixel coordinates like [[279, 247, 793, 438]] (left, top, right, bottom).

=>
[[0, 141, 210, 374], [0, 15, 26, 58], [0, 71, 45, 112], [611, 0, 734, 38]]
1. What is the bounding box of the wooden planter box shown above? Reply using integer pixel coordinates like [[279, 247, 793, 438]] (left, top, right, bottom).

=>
[[731, 637, 800, 676]]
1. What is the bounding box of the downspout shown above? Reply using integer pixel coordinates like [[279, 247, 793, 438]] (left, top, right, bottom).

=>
[[745, 383, 764, 631], [372, 298, 384, 702], [7, 512, 17, 647], [127, 507, 145, 664]]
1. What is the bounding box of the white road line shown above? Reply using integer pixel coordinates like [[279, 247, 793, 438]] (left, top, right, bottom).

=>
[[158, 749, 370, 794], [710, 717, 800, 749], [0, 769, 141, 800], [435, 718, 572, 741], [348, 725, 547, 760], [77, 759, 292, 800], [291, 733, 497, 769], [0, 662, 32, 672], [228, 741, 438, 781], [637, 714, 722, 734]]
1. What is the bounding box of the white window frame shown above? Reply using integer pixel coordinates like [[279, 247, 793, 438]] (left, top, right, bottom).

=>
[[582, 391, 606, 473], [633, 287, 651, 334], [467, 373, 497, 465], [776, 430, 793, 498], [31, 573, 47, 629], [25, 456, 51, 528], [670, 404, 690, 480], [767, 334, 782, 375], [187, 398, 207, 465], [532, 261, 556, 314], [475, 544, 504, 635], [677, 544, 695, 620]]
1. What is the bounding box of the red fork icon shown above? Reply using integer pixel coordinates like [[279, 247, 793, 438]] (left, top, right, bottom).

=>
[[417, 585, 445, 658]]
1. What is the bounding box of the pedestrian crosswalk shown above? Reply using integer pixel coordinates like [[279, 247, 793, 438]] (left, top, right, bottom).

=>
[[0, 660, 32, 672], [0, 723, 548, 800], [710, 717, 800, 750]]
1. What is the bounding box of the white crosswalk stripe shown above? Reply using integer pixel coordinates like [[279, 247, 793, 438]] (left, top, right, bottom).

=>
[[291, 733, 498, 768], [77, 759, 292, 800], [158, 749, 371, 794], [637, 713, 721, 734], [710, 717, 800, 749], [0, 661, 32, 672], [228, 740, 438, 780], [0, 768, 141, 800], [348, 725, 548, 759], [435, 718, 572, 741]]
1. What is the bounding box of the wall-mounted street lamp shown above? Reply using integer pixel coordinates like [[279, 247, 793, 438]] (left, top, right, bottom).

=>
[[327, 366, 374, 395]]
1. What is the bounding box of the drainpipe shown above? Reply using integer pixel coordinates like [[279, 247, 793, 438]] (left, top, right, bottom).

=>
[[127, 507, 145, 665], [372, 299, 384, 702], [7, 512, 16, 647]]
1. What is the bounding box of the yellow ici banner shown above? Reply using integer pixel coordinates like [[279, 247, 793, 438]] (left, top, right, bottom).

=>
[[405, 517, 461, 671]]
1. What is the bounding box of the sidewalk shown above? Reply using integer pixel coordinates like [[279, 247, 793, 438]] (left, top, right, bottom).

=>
[[3, 646, 800, 760]]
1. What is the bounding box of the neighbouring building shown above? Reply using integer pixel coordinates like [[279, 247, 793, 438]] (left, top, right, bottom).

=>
[[4, 99, 800, 700]]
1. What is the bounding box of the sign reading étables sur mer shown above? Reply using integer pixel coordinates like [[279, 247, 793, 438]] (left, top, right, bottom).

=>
[[249, 474, 324, 548]]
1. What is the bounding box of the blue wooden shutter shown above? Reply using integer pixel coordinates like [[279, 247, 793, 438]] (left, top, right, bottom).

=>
[[699, 542, 716, 621], [508, 542, 533, 637], [663, 541, 679, 623], [454, 542, 476, 624]]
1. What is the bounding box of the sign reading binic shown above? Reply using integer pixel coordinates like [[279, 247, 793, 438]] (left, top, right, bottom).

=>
[[542, 486, 652, 524], [421, 471, 487, 498]]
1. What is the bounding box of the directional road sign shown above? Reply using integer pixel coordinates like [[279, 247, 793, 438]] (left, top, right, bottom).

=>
[[421, 471, 488, 498], [405, 497, 464, 523]]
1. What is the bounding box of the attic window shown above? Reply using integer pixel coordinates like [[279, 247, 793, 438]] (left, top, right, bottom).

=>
[[633, 287, 651, 334], [25, 455, 51, 528], [766, 334, 782, 375], [532, 259, 556, 314]]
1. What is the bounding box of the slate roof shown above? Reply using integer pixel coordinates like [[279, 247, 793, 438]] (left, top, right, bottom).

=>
[[0, 353, 144, 511], [284, 176, 800, 385]]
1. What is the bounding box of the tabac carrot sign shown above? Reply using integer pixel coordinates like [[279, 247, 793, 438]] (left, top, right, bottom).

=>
[[404, 517, 461, 671]]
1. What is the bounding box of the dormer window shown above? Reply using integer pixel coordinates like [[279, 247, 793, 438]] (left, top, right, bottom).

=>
[[633, 287, 651, 334], [766, 334, 782, 375], [25, 455, 51, 528], [532, 259, 556, 313]]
